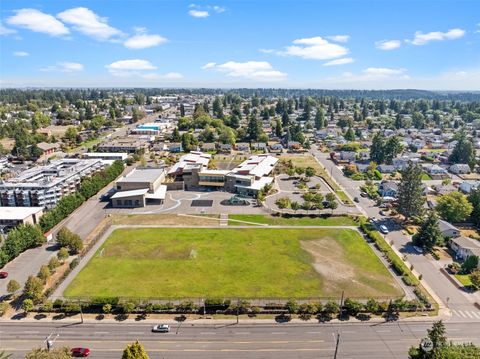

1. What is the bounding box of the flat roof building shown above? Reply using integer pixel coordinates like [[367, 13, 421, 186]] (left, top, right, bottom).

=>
[[112, 167, 167, 208], [0, 206, 44, 232], [0, 159, 103, 208]]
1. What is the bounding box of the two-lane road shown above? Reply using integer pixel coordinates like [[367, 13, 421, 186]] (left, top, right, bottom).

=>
[[310, 149, 480, 318], [2, 321, 480, 358]]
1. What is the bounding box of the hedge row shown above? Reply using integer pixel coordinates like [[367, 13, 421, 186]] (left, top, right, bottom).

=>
[[359, 218, 419, 286], [33, 296, 430, 317], [39, 160, 124, 232]]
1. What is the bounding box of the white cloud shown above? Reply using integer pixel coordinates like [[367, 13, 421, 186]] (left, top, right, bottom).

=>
[[375, 39, 401, 50], [201, 62, 217, 69], [363, 67, 407, 76], [189, 10, 209, 18], [13, 51, 29, 57], [282, 36, 349, 60], [323, 57, 354, 66], [106, 59, 157, 77], [0, 22, 17, 35], [213, 6, 226, 13], [7, 9, 69, 36], [41, 62, 84, 72], [162, 72, 184, 79], [57, 7, 122, 41], [203, 61, 286, 81], [409, 28, 465, 45], [124, 33, 167, 49], [259, 48, 275, 54], [327, 35, 349, 43]]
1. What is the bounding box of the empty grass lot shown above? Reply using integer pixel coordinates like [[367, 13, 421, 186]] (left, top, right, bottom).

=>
[[228, 214, 357, 226], [65, 227, 402, 300]]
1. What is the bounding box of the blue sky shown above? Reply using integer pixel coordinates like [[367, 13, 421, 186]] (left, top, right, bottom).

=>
[[1, 0, 479, 89]]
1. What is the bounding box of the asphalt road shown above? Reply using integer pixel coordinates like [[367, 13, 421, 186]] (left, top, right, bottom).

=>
[[2, 321, 480, 359], [310, 149, 480, 320]]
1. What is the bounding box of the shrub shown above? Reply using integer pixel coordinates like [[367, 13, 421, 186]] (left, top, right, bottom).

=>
[[37, 265, 51, 284], [324, 301, 339, 316], [69, 258, 80, 270], [57, 247, 69, 261], [23, 276, 44, 303], [56, 227, 83, 254], [48, 256, 61, 271], [102, 303, 112, 314], [40, 300, 53, 313], [0, 301, 10, 317], [285, 299, 298, 314], [343, 298, 363, 316]]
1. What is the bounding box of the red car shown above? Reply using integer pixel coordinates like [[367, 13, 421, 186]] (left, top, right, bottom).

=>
[[71, 348, 90, 357], [0, 272, 8, 279]]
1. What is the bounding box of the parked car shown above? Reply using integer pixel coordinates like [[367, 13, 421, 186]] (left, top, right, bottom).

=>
[[360, 192, 368, 197], [379, 210, 386, 216], [152, 324, 170, 333], [0, 272, 8, 279], [71, 348, 90, 357], [379, 225, 389, 234], [413, 246, 424, 254], [353, 197, 359, 203]]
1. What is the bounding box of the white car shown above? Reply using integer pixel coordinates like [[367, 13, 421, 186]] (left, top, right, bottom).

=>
[[152, 324, 170, 333], [379, 225, 389, 234]]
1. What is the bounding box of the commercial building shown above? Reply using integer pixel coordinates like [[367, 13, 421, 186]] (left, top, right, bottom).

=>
[[167, 152, 278, 197], [0, 207, 44, 232], [0, 159, 103, 208], [111, 167, 167, 208], [82, 152, 128, 163], [97, 137, 150, 153]]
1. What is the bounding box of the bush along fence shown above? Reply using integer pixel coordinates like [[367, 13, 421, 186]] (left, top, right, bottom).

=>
[[22, 296, 430, 322], [0, 161, 124, 270], [359, 218, 433, 310]]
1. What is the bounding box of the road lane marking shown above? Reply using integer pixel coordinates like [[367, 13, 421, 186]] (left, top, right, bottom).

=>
[[200, 332, 216, 335], [128, 331, 143, 335], [456, 310, 467, 318], [472, 312, 480, 319], [94, 331, 109, 334], [376, 329, 391, 333], [306, 331, 322, 334], [271, 332, 286, 335], [23, 331, 39, 334], [464, 311, 474, 318], [341, 330, 356, 333], [234, 332, 250, 335]]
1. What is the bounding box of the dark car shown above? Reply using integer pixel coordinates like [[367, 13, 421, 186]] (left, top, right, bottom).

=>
[[71, 348, 90, 357], [353, 197, 359, 203], [360, 192, 368, 197], [0, 272, 8, 279]]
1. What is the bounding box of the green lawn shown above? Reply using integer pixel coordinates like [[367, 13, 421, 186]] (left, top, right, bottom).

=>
[[64, 227, 402, 300], [228, 214, 357, 226], [455, 274, 473, 287]]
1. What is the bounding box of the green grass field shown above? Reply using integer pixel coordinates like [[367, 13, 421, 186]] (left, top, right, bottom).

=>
[[228, 214, 357, 226], [64, 227, 402, 299]]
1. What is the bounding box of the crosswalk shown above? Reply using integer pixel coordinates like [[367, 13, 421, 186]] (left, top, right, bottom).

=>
[[452, 309, 480, 319]]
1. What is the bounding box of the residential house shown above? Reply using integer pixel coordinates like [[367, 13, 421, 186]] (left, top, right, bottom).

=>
[[449, 236, 480, 263], [377, 165, 395, 173], [36, 142, 61, 156], [219, 143, 232, 153], [378, 181, 398, 198], [460, 181, 480, 194], [236, 142, 250, 152], [449, 164, 471, 175], [251, 142, 267, 152], [200, 143, 216, 152], [340, 151, 356, 162], [269, 143, 283, 153], [439, 220, 460, 238]]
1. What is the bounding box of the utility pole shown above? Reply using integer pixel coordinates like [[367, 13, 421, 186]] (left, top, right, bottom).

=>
[[339, 290, 344, 319], [333, 332, 341, 359], [78, 301, 84, 324], [236, 298, 240, 324]]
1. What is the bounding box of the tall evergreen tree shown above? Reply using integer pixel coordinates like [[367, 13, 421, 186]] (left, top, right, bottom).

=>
[[247, 115, 262, 142], [449, 129, 476, 169], [344, 126, 355, 141], [412, 212, 443, 251], [314, 107, 325, 129], [370, 132, 386, 164], [397, 162, 425, 220]]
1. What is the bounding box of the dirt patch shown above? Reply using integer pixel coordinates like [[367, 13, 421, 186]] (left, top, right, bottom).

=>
[[301, 239, 355, 284]]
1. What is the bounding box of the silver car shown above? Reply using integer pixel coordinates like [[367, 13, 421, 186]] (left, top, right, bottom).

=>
[[152, 324, 170, 333]]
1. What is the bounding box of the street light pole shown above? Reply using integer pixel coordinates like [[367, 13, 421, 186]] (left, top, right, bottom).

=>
[[236, 298, 240, 324]]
